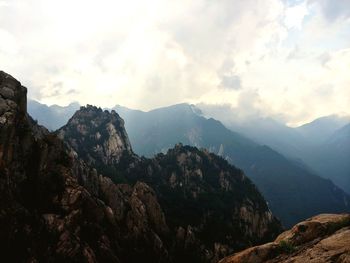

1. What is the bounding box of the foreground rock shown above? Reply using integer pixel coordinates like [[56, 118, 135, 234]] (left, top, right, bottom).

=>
[[220, 213, 350, 263]]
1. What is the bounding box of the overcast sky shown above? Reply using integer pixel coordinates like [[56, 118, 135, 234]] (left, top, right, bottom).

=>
[[1, 0, 350, 126]]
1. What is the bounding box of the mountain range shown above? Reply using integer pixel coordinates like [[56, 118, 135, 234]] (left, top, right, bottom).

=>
[[28, 101, 350, 195], [3, 71, 350, 262], [198, 104, 350, 194], [28, 99, 80, 131], [0, 71, 281, 263], [112, 103, 350, 227], [27, 100, 350, 227]]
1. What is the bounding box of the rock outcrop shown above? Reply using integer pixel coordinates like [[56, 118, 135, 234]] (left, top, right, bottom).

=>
[[219, 213, 350, 263], [128, 144, 282, 262], [58, 105, 282, 262], [58, 105, 133, 165], [0, 71, 170, 262]]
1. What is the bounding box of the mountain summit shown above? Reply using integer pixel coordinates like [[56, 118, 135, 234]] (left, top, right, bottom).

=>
[[58, 103, 282, 262], [58, 105, 133, 165]]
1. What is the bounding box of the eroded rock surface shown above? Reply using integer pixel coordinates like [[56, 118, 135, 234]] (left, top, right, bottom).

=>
[[0, 71, 169, 262], [58, 101, 283, 262], [58, 105, 133, 166], [220, 213, 350, 263]]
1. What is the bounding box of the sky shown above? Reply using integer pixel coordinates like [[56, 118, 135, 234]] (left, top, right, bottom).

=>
[[0, 0, 350, 126]]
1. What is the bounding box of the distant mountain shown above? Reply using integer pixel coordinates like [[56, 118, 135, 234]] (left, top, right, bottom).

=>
[[294, 116, 350, 193], [197, 103, 313, 160], [328, 122, 350, 146], [198, 104, 350, 194], [296, 115, 350, 144], [28, 99, 80, 130], [306, 123, 350, 194], [57, 104, 281, 262], [112, 104, 350, 227]]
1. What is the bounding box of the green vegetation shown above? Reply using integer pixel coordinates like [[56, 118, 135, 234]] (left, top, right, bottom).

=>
[[328, 217, 350, 234], [278, 240, 296, 254], [117, 103, 350, 228], [56, 105, 282, 262]]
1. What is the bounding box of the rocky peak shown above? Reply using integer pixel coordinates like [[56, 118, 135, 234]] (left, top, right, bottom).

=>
[[0, 71, 27, 124], [59, 104, 283, 262], [220, 213, 350, 263], [156, 145, 280, 235], [112, 144, 283, 262], [0, 71, 170, 262], [58, 104, 133, 167], [0, 71, 37, 191]]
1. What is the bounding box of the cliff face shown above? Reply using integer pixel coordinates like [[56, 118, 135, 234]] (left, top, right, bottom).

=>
[[58, 105, 133, 166], [220, 213, 350, 263], [58, 106, 282, 262], [0, 71, 170, 262], [132, 144, 281, 262]]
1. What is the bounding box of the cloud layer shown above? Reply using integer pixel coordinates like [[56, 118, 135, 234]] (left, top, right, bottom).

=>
[[1, 0, 349, 125]]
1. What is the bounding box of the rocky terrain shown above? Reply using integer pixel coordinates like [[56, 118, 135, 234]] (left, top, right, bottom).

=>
[[220, 213, 350, 263], [0, 71, 173, 262], [28, 100, 350, 228], [57, 105, 137, 183], [58, 104, 282, 262], [0, 70, 281, 263], [111, 103, 350, 227]]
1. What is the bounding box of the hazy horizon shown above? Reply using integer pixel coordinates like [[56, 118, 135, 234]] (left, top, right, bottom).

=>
[[28, 98, 350, 128]]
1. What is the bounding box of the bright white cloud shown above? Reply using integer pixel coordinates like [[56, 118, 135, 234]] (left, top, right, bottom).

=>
[[284, 1, 308, 29], [0, 0, 349, 125]]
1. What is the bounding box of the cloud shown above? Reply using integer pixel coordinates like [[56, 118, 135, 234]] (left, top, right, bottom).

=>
[[0, 0, 349, 125], [318, 52, 331, 67], [284, 1, 309, 29], [308, 0, 350, 22], [220, 75, 242, 90], [197, 89, 290, 126]]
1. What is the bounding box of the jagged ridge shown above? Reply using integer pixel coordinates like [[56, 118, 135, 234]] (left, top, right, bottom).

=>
[[0, 71, 170, 262], [58, 104, 282, 262]]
